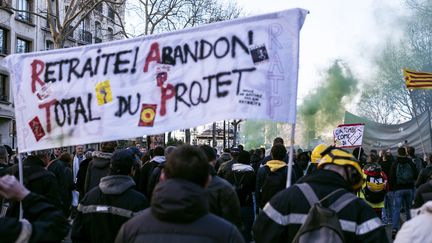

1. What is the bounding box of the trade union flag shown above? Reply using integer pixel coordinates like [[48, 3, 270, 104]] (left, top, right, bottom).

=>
[[404, 68, 432, 89]]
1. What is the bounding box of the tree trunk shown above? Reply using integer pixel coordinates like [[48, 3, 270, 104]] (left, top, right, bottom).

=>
[[185, 129, 191, 144], [212, 122, 216, 147], [223, 120, 226, 148]]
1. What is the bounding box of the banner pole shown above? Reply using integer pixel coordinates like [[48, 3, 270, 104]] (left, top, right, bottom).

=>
[[357, 146, 362, 161], [18, 152, 23, 220], [409, 90, 427, 158], [286, 123, 296, 188]]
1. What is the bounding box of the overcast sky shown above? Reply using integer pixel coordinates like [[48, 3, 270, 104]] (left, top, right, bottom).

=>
[[235, 0, 406, 101]]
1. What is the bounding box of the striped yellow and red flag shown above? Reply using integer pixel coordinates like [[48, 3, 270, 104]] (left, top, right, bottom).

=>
[[404, 68, 432, 89]]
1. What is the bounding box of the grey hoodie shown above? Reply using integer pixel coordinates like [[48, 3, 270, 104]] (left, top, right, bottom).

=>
[[99, 175, 136, 195]]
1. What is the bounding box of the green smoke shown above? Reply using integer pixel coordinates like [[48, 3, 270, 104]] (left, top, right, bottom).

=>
[[241, 120, 265, 150], [240, 121, 281, 150], [299, 60, 358, 142]]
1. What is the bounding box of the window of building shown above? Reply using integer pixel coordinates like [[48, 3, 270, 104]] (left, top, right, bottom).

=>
[[94, 21, 102, 43], [95, 21, 101, 38], [16, 38, 30, 53], [95, 2, 102, 13], [79, 18, 92, 43], [17, 0, 32, 22], [107, 7, 114, 20], [107, 27, 113, 41], [45, 40, 54, 50], [0, 74, 9, 102], [0, 28, 8, 55]]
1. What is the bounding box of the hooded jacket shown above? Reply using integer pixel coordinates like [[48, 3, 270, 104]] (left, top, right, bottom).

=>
[[72, 175, 149, 243], [115, 179, 244, 243], [84, 151, 113, 194], [255, 160, 292, 209], [253, 169, 389, 243]]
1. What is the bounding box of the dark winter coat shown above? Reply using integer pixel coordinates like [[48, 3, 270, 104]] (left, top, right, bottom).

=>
[[138, 156, 165, 197], [231, 163, 256, 206], [115, 179, 244, 243], [256, 160, 297, 209], [217, 159, 237, 182], [415, 164, 432, 188], [413, 181, 432, 208], [76, 157, 92, 198], [1, 193, 70, 243], [48, 159, 74, 216], [389, 156, 418, 191], [7, 156, 62, 217], [206, 167, 242, 228], [215, 152, 232, 172], [252, 169, 389, 243], [84, 151, 112, 194], [72, 175, 149, 243]]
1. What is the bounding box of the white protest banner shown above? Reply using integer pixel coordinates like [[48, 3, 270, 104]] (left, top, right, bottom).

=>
[[2, 8, 308, 152], [334, 124, 365, 148]]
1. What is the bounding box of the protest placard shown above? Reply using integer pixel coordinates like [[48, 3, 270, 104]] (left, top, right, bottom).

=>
[[2, 8, 308, 152], [334, 124, 365, 148]]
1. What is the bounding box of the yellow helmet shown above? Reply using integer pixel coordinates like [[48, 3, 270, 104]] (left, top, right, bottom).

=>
[[311, 144, 328, 164], [317, 147, 364, 190]]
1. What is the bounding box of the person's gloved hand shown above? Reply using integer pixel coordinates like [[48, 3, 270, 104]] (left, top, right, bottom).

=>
[[0, 175, 30, 201]]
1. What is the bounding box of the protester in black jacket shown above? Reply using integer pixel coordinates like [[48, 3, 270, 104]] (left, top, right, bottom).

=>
[[0, 175, 69, 243], [416, 154, 432, 188], [72, 149, 149, 243], [7, 152, 62, 217], [47, 152, 74, 217], [199, 145, 242, 229], [232, 150, 256, 242], [138, 146, 165, 197], [76, 148, 94, 201], [115, 145, 244, 243], [253, 148, 388, 243]]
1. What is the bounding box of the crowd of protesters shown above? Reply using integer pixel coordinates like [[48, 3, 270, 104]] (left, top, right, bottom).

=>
[[1, 137, 432, 242]]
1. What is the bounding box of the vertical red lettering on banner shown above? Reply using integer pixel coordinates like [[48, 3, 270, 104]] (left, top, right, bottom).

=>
[[28, 116, 46, 141], [160, 84, 175, 116], [155, 71, 175, 116], [31, 59, 46, 94], [143, 42, 161, 73], [38, 99, 57, 133]]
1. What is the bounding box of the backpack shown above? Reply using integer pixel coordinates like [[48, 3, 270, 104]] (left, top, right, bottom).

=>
[[363, 172, 387, 204], [233, 172, 246, 192], [292, 183, 357, 243], [396, 162, 415, 185], [260, 165, 286, 208], [362, 164, 387, 204]]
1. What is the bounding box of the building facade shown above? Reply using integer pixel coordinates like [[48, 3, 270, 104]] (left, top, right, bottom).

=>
[[0, 0, 125, 149]]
